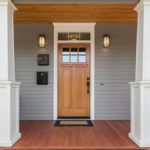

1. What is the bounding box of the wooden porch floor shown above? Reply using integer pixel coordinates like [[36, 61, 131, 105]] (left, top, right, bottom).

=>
[[2, 120, 148, 150]]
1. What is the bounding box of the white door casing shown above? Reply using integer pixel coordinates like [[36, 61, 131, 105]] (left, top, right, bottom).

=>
[[53, 23, 96, 120]]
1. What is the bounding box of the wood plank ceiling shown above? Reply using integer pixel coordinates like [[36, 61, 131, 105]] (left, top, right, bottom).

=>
[[14, 4, 137, 23]]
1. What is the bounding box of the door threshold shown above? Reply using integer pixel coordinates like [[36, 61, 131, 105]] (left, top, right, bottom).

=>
[[58, 116, 90, 119]]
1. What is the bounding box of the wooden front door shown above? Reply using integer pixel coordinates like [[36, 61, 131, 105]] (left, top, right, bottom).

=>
[[58, 44, 90, 117]]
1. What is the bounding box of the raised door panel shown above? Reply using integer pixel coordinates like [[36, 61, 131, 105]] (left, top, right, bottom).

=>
[[76, 69, 86, 109], [62, 68, 73, 109]]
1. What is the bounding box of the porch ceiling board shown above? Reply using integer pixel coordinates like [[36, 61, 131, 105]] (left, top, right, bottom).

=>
[[14, 4, 137, 23], [12, 0, 139, 4]]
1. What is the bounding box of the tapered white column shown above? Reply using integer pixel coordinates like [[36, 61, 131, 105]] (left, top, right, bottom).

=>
[[129, 0, 150, 147], [0, 0, 21, 147]]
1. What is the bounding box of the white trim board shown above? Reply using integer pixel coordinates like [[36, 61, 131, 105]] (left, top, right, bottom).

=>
[[53, 23, 96, 120]]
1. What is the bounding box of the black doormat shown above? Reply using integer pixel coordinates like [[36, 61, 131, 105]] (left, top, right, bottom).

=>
[[54, 120, 94, 127]]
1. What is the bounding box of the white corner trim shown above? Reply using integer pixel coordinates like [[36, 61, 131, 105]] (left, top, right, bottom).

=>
[[129, 133, 150, 147], [53, 23, 96, 120], [0, 0, 17, 11], [134, 0, 150, 12], [0, 133, 21, 147]]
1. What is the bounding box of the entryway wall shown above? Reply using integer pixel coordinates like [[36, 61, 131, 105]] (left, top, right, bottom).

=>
[[15, 24, 54, 120], [95, 24, 137, 120], [14, 23, 137, 120]]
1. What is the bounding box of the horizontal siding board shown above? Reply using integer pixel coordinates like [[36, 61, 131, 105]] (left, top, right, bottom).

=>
[[95, 95, 130, 99], [95, 91, 130, 95], [20, 110, 53, 113], [20, 118, 52, 120], [20, 114, 52, 118], [95, 23, 136, 120], [95, 110, 130, 114], [20, 91, 53, 95], [15, 23, 54, 120], [20, 105, 53, 109]]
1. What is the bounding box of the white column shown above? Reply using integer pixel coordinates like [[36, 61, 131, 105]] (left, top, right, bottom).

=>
[[129, 0, 150, 147], [0, 0, 21, 147]]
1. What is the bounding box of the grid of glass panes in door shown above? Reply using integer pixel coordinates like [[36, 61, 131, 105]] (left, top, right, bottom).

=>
[[62, 47, 86, 63]]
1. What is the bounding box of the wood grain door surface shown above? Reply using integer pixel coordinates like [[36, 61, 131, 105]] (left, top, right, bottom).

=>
[[58, 44, 90, 117]]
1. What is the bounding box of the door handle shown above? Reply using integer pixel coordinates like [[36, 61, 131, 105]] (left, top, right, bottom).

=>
[[87, 81, 90, 94]]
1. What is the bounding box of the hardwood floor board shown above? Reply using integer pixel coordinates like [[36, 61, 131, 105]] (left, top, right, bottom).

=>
[[66, 127, 74, 147], [107, 121, 137, 147], [21, 121, 44, 146], [90, 121, 108, 146], [38, 121, 55, 146], [79, 126, 97, 146], [13, 121, 40, 147], [72, 127, 83, 146], [106, 121, 135, 147], [1, 121, 149, 150], [97, 121, 122, 146], [29, 121, 52, 146], [47, 125, 68, 146]]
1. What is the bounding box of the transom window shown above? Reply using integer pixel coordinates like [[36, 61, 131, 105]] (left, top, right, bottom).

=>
[[62, 47, 86, 63], [58, 32, 90, 41]]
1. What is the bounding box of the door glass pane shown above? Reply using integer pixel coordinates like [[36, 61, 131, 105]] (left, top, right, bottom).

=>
[[80, 33, 90, 40], [63, 56, 69, 62], [71, 56, 78, 62], [79, 48, 86, 54], [69, 33, 79, 41], [58, 33, 68, 40], [71, 48, 78, 54], [63, 48, 70, 54], [79, 56, 86, 62]]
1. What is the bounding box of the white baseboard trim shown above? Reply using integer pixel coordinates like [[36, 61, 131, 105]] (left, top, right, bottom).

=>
[[0, 133, 21, 147], [129, 133, 150, 147]]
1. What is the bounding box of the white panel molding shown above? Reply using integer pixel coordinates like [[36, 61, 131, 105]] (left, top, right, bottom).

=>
[[53, 23, 96, 120], [0, 82, 21, 147], [129, 0, 150, 147], [130, 82, 150, 147]]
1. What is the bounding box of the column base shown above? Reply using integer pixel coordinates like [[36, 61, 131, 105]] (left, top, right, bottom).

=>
[[130, 81, 150, 148], [129, 133, 150, 147], [0, 133, 21, 147]]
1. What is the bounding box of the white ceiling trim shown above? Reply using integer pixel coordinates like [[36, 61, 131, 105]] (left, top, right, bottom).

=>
[[12, 0, 140, 4]]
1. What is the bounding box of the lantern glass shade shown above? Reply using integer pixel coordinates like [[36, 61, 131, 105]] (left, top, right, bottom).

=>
[[103, 35, 110, 47], [39, 35, 46, 47]]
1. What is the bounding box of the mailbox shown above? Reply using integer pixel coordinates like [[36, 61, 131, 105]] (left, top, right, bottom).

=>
[[37, 72, 48, 85]]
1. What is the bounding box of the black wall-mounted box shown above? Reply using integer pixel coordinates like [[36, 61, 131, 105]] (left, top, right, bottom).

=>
[[38, 54, 49, 66], [37, 72, 48, 85]]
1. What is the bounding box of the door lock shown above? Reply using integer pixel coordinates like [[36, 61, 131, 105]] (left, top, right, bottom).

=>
[[87, 80, 90, 94]]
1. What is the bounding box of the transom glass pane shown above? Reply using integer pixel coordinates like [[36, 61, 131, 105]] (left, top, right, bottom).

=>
[[79, 48, 86, 54], [63, 56, 69, 62], [58, 33, 68, 40], [79, 56, 86, 62], [71, 48, 78, 54], [63, 48, 70, 54], [80, 33, 90, 40], [69, 33, 79, 41], [71, 56, 78, 62]]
